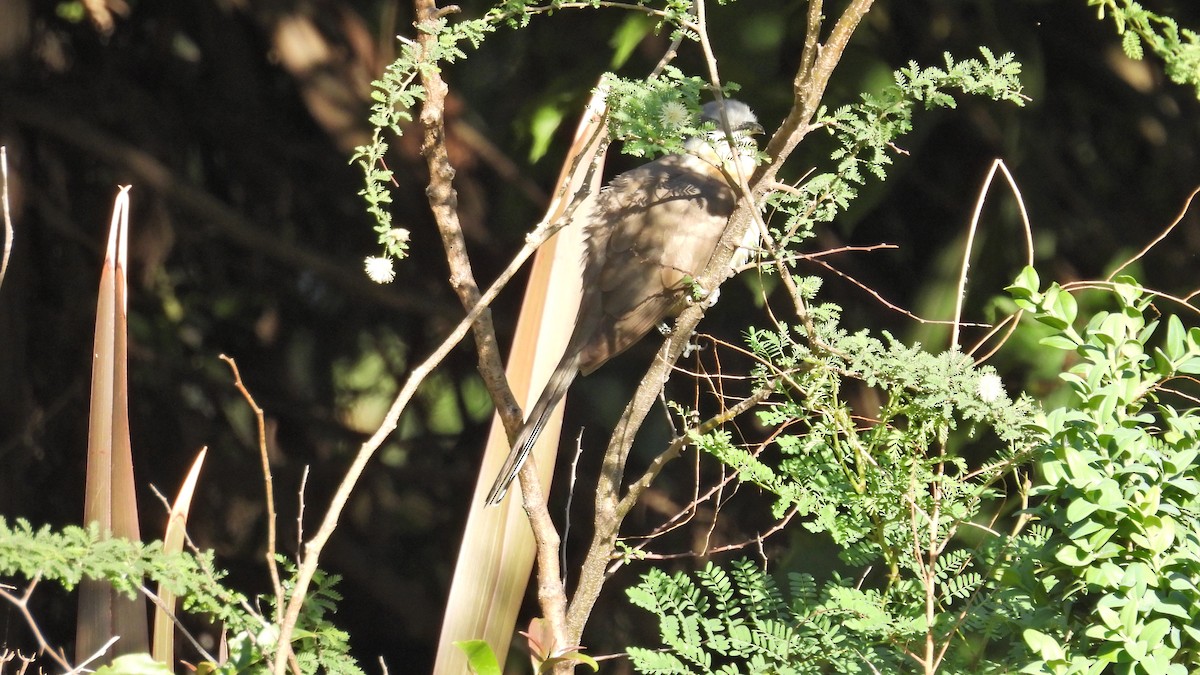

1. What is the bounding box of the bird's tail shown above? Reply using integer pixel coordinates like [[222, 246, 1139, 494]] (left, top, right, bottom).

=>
[[484, 352, 582, 505]]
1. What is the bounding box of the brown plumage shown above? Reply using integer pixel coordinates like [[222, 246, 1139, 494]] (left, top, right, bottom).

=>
[[485, 100, 762, 505]]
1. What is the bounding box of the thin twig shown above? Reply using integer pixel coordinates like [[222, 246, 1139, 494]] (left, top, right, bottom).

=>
[[562, 429, 586, 582], [804, 253, 991, 328], [624, 505, 800, 562], [138, 585, 218, 663], [648, 34, 684, 79], [617, 382, 778, 517], [519, 1, 675, 21], [0, 576, 76, 673], [1109, 184, 1200, 281], [296, 466, 309, 565], [74, 637, 122, 674], [219, 355, 285, 624], [268, 6, 605, 667]]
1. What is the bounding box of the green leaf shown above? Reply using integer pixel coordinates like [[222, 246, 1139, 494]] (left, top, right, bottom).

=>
[[528, 103, 566, 163], [1007, 265, 1041, 300], [1122, 30, 1145, 60], [1138, 618, 1172, 647], [1023, 629, 1065, 661], [1065, 496, 1100, 521], [1054, 544, 1091, 567], [1051, 287, 1079, 327], [541, 651, 599, 672], [1035, 286, 1069, 329], [1040, 334, 1080, 351], [455, 640, 502, 675], [609, 14, 655, 68]]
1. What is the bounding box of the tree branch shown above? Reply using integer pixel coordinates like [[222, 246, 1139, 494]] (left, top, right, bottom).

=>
[[414, 0, 520, 431]]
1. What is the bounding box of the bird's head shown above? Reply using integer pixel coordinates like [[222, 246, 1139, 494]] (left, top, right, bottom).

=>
[[685, 99, 764, 179]]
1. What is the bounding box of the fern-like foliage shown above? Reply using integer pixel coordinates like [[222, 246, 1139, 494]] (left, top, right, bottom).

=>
[[1089, 0, 1200, 96], [351, 11, 499, 262], [768, 48, 1025, 254], [0, 518, 364, 675], [627, 559, 865, 674], [602, 67, 732, 159], [0, 517, 255, 634]]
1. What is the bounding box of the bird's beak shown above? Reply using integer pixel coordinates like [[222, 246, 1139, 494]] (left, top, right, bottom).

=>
[[741, 121, 765, 136]]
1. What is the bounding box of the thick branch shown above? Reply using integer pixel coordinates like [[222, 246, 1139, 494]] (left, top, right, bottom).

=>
[[414, 0, 521, 432], [516, 460, 569, 654], [761, 0, 876, 185], [414, 0, 586, 661]]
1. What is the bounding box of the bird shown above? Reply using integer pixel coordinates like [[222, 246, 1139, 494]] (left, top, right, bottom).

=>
[[485, 99, 764, 506]]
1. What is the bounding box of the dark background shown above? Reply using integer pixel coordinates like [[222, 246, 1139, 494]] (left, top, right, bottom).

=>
[[1, 0, 1198, 671]]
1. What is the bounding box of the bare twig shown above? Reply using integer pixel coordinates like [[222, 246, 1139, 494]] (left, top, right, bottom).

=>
[[0, 576, 76, 673], [617, 381, 778, 518], [269, 6, 607, 669], [620, 504, 800, 564], [74, 637, 121, 674], [414, 2, 515, 420], [413, 0, 592, 663], [139, 585, 218, 663], [518, 1, 676, 22], [219, 355, 285, 624], [296, 466, 309, 565], [1109, 184, 1200, 281], [648, 34, 685, 78], [516, 456, 570, 658], [803, 252, 991, 328], [563, 430, 587, 579]]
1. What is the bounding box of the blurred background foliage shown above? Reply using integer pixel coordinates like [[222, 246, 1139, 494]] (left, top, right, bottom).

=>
[[0, 0, 1198, 671]]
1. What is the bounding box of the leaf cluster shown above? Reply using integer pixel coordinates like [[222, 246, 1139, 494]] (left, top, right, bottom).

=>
[[0, 517, 254, 634], [625, 559, 862, 674], [1008, 270, 1200, 673], [629, 268, 1046, 672], [350, 12, 499, 261], [286, 567, 364, 675], [0, 518, 364, 675], [628, 261, 1200, 673], [1091, 0, 1200, 96], [768, 48, 1025, 254], [602, 68, 739, 158]]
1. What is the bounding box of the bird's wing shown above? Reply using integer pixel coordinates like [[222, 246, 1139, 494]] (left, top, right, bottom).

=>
[[576, 154, 735, 374]]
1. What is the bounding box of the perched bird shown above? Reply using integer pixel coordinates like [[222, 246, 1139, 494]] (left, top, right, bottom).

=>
[[485, 99, 764, 505]]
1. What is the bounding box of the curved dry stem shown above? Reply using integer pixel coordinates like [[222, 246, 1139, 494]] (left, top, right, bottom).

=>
[[951, 159, 1034, 351]]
